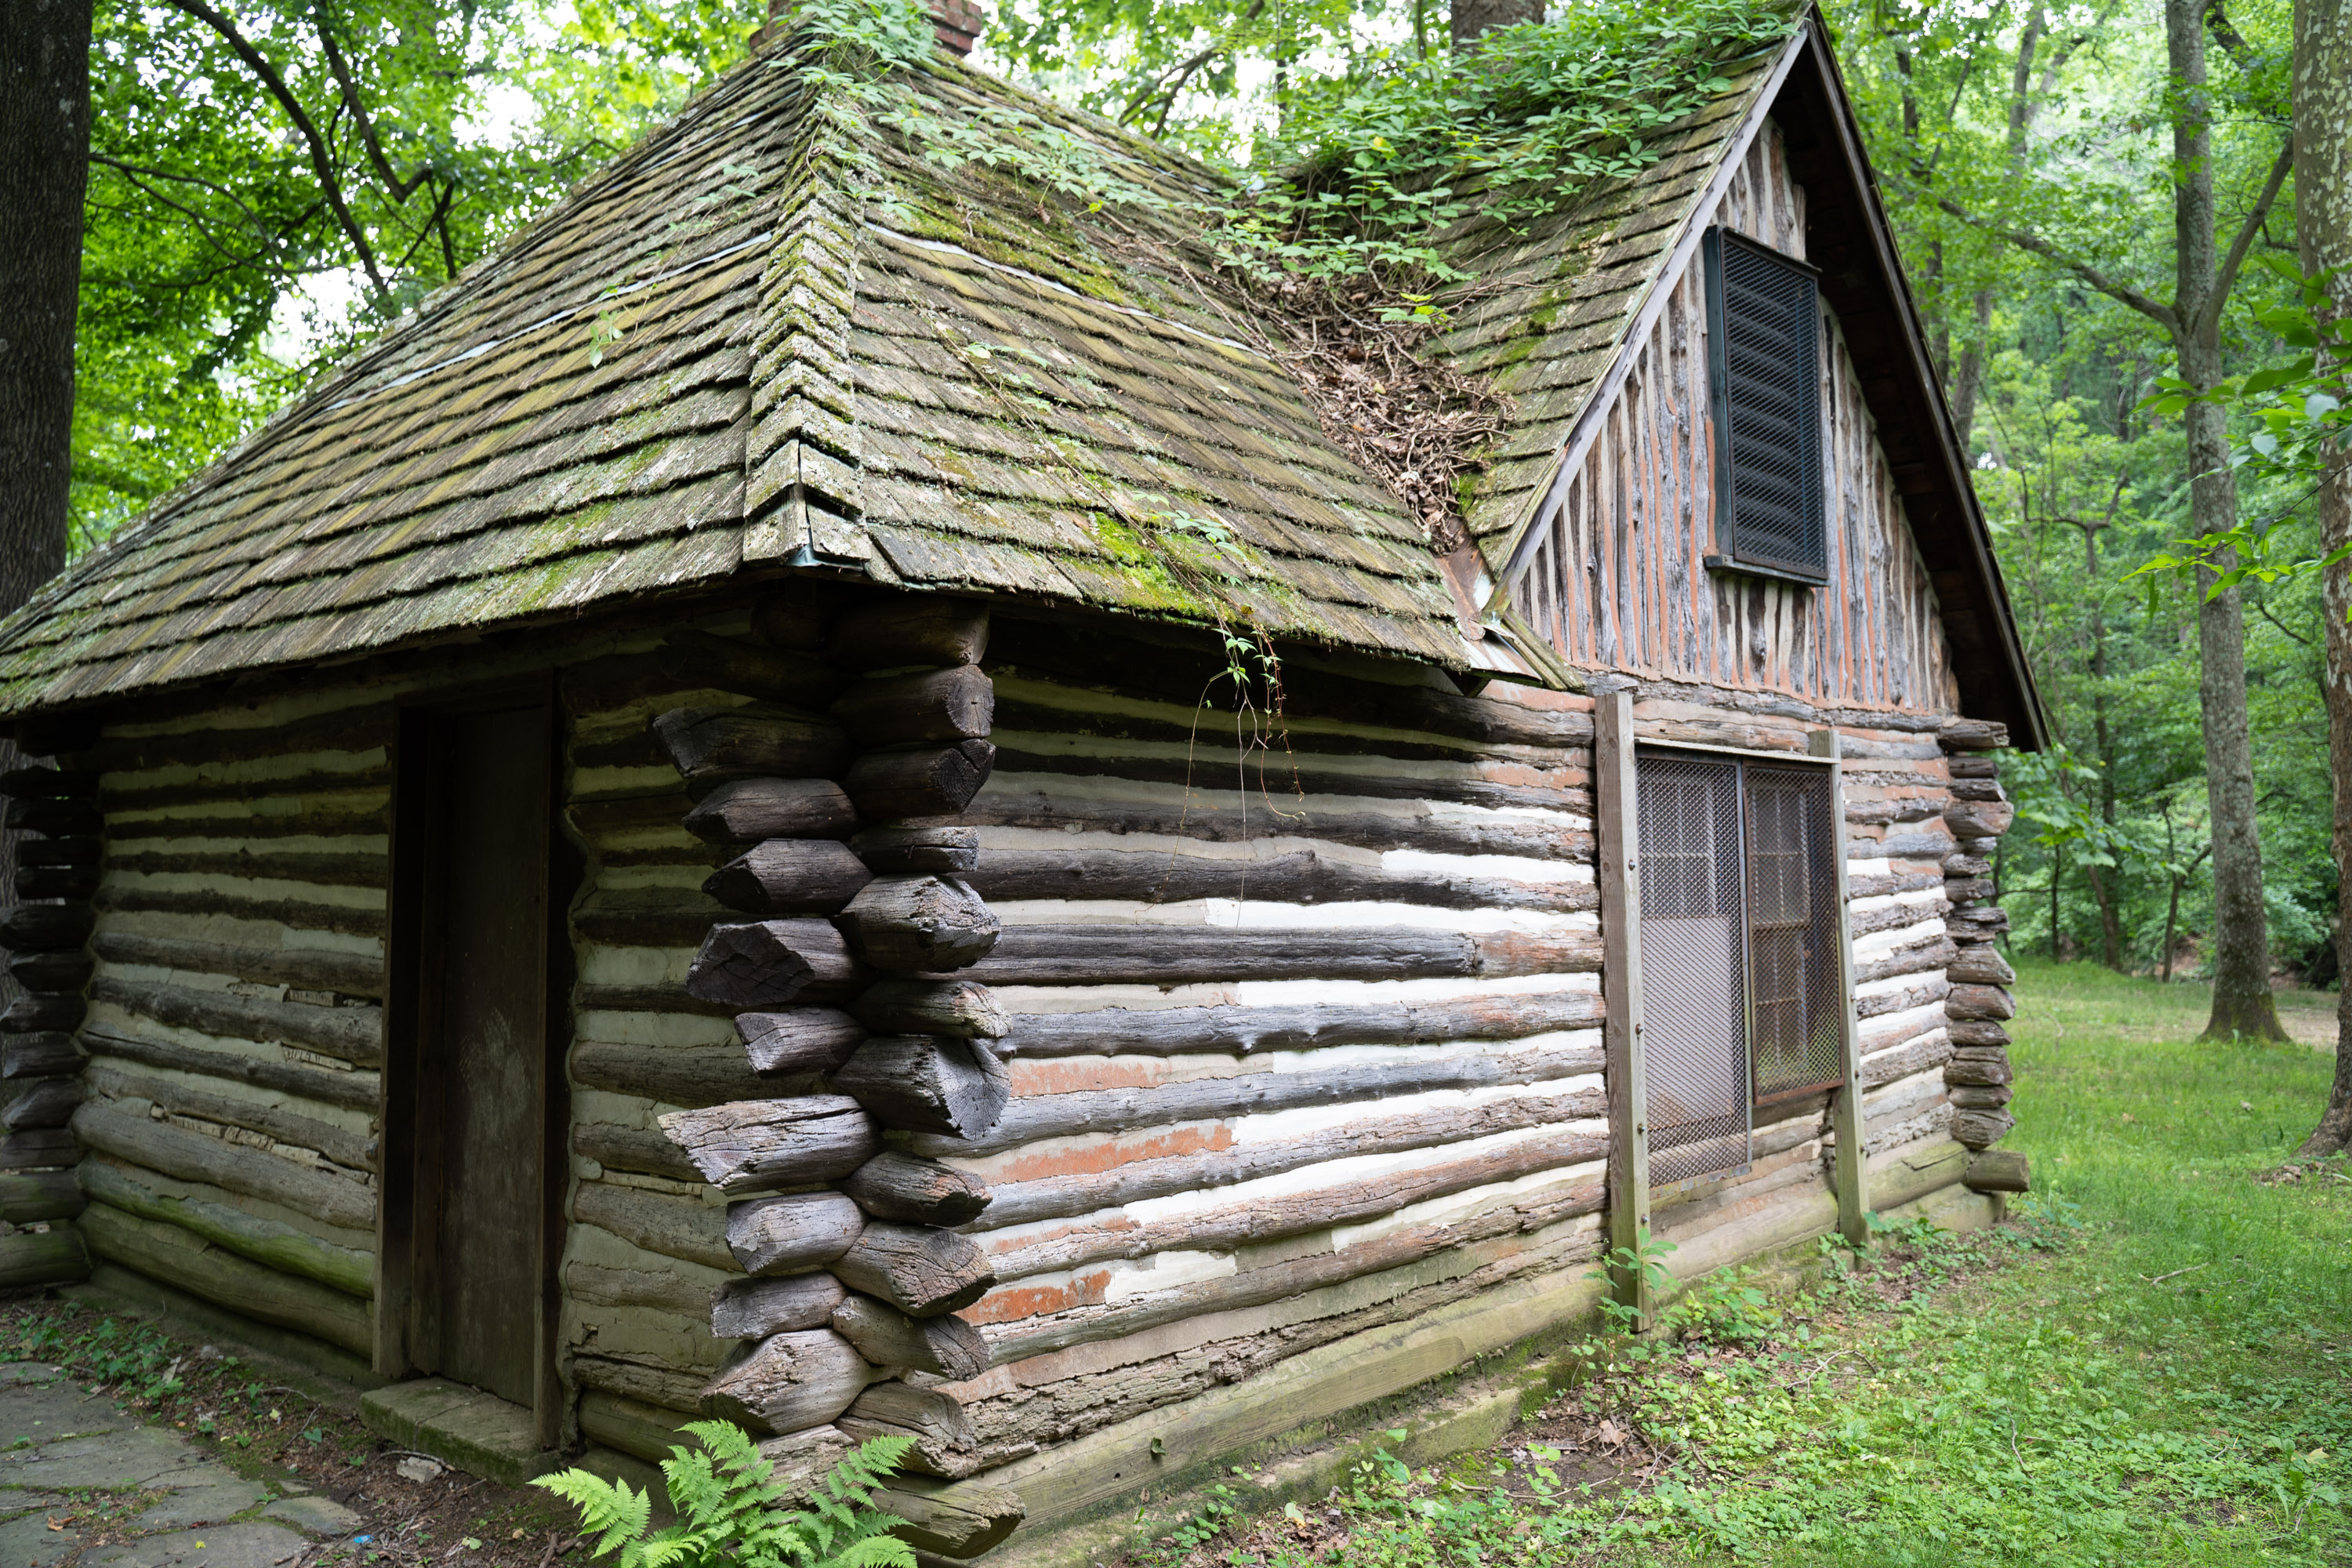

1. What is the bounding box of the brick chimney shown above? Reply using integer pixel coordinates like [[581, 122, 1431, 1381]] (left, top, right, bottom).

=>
[[753, 0, 982, 56]]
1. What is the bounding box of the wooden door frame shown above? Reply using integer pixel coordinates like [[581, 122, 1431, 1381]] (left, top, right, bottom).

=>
[[379, 673, 575, 1447]]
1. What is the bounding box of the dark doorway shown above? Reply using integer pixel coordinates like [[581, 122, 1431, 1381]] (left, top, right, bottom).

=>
[[385, 691, 564, 1430]]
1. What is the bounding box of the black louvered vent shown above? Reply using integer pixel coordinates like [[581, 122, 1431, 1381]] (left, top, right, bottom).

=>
[[1637, 753, 1751, 1185], [1743, 764, 1844, 1102], [1707, 230, 1825, 578]]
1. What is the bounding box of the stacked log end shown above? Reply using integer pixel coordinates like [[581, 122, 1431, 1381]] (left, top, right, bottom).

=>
[[652, 586, 1021, 1555], [0, 757, 100, 1287], [1936, 719, 2020, 1159]]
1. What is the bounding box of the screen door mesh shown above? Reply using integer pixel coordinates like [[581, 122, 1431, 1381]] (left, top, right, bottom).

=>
[[1637, 754, 1751, 1184], [1743, 765, 1845, 1102]]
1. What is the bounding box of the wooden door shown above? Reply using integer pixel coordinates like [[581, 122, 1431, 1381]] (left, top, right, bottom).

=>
[[386, 694, 562, 1422]]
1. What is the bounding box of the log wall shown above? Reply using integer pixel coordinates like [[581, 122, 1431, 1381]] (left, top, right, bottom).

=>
[[1504, 120, 1961, 718], [0, 589, 2014, 1552]]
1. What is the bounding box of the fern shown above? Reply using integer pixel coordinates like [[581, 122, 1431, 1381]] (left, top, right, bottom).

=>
[[535, 1425, 916, 1568]]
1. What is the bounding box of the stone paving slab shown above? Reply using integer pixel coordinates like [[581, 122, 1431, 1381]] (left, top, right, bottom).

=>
[[0, 1366, 357, 1568]]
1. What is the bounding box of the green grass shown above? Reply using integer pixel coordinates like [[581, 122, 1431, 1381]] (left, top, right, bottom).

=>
[[1141, 960, 2352, 1567]]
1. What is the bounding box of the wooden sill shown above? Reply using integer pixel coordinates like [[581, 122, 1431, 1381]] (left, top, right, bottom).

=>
[[1704, 553, 1828, 590]]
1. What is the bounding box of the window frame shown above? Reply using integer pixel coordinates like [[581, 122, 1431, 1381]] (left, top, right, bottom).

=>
[[1633, 741, 1846, 1191], [1702, 227, 1829, 586]]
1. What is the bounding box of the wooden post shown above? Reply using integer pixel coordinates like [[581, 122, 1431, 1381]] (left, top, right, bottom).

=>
[[1810, 727, 1871, 1248], [1595, 691, 1652, 1327]]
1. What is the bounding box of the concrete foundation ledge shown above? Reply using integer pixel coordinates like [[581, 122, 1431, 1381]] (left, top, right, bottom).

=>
[[361, 1378, 563, 1490]]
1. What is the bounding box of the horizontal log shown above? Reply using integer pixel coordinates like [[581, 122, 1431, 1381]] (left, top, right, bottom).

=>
[[874, 1479, 1025, 1559], [706, 840, 874, 915], [2, 993, 85, 1033], [2, 1033, 82, 1079], [652, 707, 852, 795], [686, 920, 866, 1011], [572, 901, 732, 951], [962, 926, 1601, 987], [574, 1122, 701, 1181], [1859, 1032, 1951, 1091], [756, 578, 862, 652], [978, 1089, 1606, 1229], [851, 981, 1006, 1041], [103, 801, 389, 845], [661, 1096, 880, 1195], [1948, 905, 2010, 936], [17, 837, 99, 867], [1944, 1050, 2012, 1087], [7, 950, 93, 991], [981, 1125, 1607, 1283], [4, 1078, 82, 1130], [100, 849, 383, 890], [999, 989, 1602, 1059], [1852, 935, 1955, 986], [1938, 718, 2009, 752], [1946, 984, 2015, 1022], [831, 1296, 989, 1382], [986, 737, 1583, 815], [5, 798, 101, 835], [843, 742, 995, 822], [838, 1381, 982, 1478], [577, 1390, 700, 1466], [833, 1224, 994, 1319], [684, 778, 860, 845], [842, 1152, 992, 1226], [0, 903, 95, 951], [0, 766, 97, 799], [909, 1042, 1603, 1160], [826, 598, 989, 671], [73, 1102, 376, 1230], [1947, 1018, 2010, 1048], [1858, 978, 1948, 1021], [964, 848, 1596, 915], [1951, 1108, 2016, 1149], [80, 1025, 379, 1109], [0, 1170, 85, 1223], [851, 826, 978, 876], [1942, 851, 1992, 877], [83, 1061, 374, 1171], [983, 1174, 1600, 1363], [92, 977, 382, 1066], [573, 1181, 734, 1271], [1948, 1083, 2013, 1110], [703, 1330, 871, 1436], [0, 1224, 89, 1290], [1948, 946, 2016, 985], [16, 866, 99, 899], [712, 1272, 848, 1338], [94, 886, 387, 939], [1944, 876, 1996, 904], [837, 877, 999, 972], [737, 1009, 869, 1076], [1947, 755, 2001, 779], [658, 629, 845, 712], [1964, 1149, 2031, 1192], [1944, 800, 2015, 839], [573, 1355, 710, 1414], [961, 793, 1595, 866], [1948, 778, 2005, 804], [833, 668, 994, 750], [837, 1036, 1009, 1141], [572, 1040, 822, 1111], [0, 1130, 78, 1171], [78, 1159, 372, 1297], [726, 1191, 867, 1275], [89, 932, 385, 998], [78, 1201, 368, 1353]]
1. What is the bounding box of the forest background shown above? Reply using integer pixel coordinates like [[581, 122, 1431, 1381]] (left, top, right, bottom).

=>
[[47, 0, 2338, 987]]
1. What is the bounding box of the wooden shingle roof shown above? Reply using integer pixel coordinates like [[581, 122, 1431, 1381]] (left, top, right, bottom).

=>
[[0, 43, 1532, 720]]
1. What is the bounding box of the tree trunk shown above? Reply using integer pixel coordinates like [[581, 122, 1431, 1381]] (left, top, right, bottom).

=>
[[2299, 0, 2352, 1154], [2172, 0, 2288, 1041], [1450, 0, 1539, 49]]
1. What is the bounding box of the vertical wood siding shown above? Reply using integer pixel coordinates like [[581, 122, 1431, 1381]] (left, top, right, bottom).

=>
[[1507, 123, 1959, 718]]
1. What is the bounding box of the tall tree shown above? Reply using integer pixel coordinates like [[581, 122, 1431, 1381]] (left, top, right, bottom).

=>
[[0, 0, 89, 610], [1451, 0, 1540, 49], [2299, 0, 2352, 1155], [1925, 0, 2293, 1039]]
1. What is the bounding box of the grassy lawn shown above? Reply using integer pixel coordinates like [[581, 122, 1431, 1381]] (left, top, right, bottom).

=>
[[1136, 960, 2352, 1567]]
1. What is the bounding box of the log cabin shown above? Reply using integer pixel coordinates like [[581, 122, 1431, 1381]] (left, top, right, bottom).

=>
[[0, 2, 2041, 1557]]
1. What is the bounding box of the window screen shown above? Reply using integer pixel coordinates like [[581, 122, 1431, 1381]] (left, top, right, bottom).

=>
[[1705, 228, 1825, 579], [1635, 750, 1848, 1187], [1744, 765, 1845, 1102], [1637, 755, 1751, 1185]]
